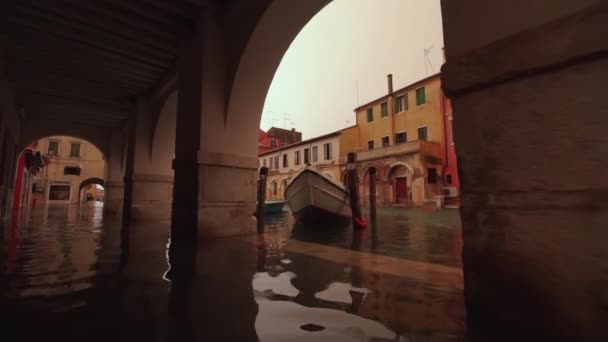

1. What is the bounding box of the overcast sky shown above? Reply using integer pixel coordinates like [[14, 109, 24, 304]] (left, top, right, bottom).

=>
[[261, 0, 445, 140]]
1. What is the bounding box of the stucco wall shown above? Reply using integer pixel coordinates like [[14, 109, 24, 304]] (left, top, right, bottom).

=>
[[32, 136, 105, 204], [356, 76, 443, 148]]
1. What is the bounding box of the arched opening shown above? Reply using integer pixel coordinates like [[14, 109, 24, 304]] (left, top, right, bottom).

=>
[[79, 178, 105, 204], [387, 164, 411, 206], [11, 135, 106, 220]]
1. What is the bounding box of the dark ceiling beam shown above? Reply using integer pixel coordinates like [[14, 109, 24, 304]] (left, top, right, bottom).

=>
[[23, 103, 127, 121], [18, 94, 131, 116], [9, 65, 150, 92], [14, 86, 133, 110], [8, 54, 158, 86], [100, 0, 183, 28], [136, 0, 196, 18], [0, 11, 172, 69], [58, 0, 177, 42], [27, 113, 122, 127], [0, 32, 165, 76], [11, 0, 176, 51], [26, 107, 125, 122], [10, 74, 139, 98], [0, 2, 176, 60]]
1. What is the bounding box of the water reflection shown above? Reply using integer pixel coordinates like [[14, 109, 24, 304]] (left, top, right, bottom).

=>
[[0, 204, 465, 341]]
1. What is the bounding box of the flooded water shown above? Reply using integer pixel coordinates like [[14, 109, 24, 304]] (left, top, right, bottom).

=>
[[1, 204, 467, 341]]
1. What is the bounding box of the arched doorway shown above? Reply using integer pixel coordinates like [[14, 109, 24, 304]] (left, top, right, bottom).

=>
[[387, 164, 410, 206], [79, 178, 105, 203]]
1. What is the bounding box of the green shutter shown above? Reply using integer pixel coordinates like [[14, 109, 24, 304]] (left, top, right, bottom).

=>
[[381, 102, 388, 117], [416, 87, 425, 105]]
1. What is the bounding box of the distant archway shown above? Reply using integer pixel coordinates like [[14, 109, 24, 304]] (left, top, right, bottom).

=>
[[79, 178, 105, 192]]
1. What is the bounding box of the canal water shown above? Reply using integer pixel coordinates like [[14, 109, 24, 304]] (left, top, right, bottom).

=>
[[0, 204, 466, 341]]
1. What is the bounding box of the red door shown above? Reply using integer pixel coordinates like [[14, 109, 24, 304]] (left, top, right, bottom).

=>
[[395, 177, 408, 203]]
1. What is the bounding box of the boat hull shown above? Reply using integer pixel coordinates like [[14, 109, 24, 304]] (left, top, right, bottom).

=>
[[284, 168, 351, 224]]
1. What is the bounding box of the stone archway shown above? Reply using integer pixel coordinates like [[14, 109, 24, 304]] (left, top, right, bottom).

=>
[[79, 177, 105, 203], [79, 177, 104, 191]]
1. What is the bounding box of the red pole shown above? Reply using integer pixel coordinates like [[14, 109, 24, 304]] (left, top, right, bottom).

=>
[[11, 152, 26, 218]]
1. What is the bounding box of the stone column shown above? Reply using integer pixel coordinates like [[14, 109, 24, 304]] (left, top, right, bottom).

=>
[[172, 10, 256, 240], [104, 129, 125, 217], [123, 99, 173, 223], [442, 2, 608, 340]]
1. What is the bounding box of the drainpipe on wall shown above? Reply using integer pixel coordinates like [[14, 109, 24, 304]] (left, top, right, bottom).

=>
[[440, 47, 448, 187], [440, 88, 448, 187], [387, 74, 395, 145]]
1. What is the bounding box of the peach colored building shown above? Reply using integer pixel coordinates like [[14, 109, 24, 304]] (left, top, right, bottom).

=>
[[340, 74, 455, 207], [31, 136, 105, 205]]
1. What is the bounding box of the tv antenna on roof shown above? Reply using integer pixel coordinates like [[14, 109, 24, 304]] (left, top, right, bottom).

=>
[[424, 45, 435, 75]]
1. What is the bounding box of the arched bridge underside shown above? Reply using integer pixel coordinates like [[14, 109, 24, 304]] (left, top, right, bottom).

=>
[[0, 1, 606, 339]]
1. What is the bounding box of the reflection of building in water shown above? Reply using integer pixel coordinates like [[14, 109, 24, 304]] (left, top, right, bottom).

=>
[[30, 136, 105, 205], [13, 205, 101, 298], [356, 270, 464, 339]]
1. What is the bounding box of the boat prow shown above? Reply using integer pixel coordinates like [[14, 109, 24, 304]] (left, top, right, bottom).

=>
[[284, 166, 351, 225]]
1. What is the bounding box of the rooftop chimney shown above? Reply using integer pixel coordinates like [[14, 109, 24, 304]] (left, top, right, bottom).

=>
[[387, 74, 393, 95]]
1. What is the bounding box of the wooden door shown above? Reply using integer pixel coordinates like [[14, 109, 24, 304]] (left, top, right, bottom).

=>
[[395, 177, 408, 203]]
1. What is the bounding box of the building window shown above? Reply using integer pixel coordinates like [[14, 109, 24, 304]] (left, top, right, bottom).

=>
[[304, 148, 310, 164], [394, 94, 407, 112], [381, 102, 388, 117], [270, 139, 277, 148], [295, 151, 301, 165], [368, 140, 374, 150], [282, 154, 288, 168], [272, 182, 278, 196], [64, 166, 81, 176], [49, 185, 70, 200], [382, 136, 390, 147], [70, 143, 81, 157], [418, 127, 428, 141], [446, 174, 453, 185], [263, 158, 267, 168], [274, 156, 279, 170], [427, 168, 438, 184], [323, 143, 332, 160], [48, 140, 59, 156], [416, 87, 426, 105], [312, 146, 318, 163], [395, 131, 407, 143], [366, 108, 374, 122]]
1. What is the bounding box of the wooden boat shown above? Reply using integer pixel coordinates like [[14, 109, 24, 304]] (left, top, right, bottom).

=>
[[264, 200, 286, 214], [284, 166, 351, 224]]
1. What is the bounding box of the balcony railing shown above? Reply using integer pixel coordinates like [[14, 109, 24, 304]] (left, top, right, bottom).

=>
[[340, 139, 442, 164]]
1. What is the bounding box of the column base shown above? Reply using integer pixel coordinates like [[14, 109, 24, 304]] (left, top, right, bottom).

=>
[[103, 182, 124, 216], [130, 174, 173, 222], [196, 152, 258, 238], [198, 202, 256, 238]]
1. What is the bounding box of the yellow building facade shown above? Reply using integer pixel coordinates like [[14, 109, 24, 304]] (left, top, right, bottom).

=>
[[31, 136, 106, 205], [340, 74, 446, 206]]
